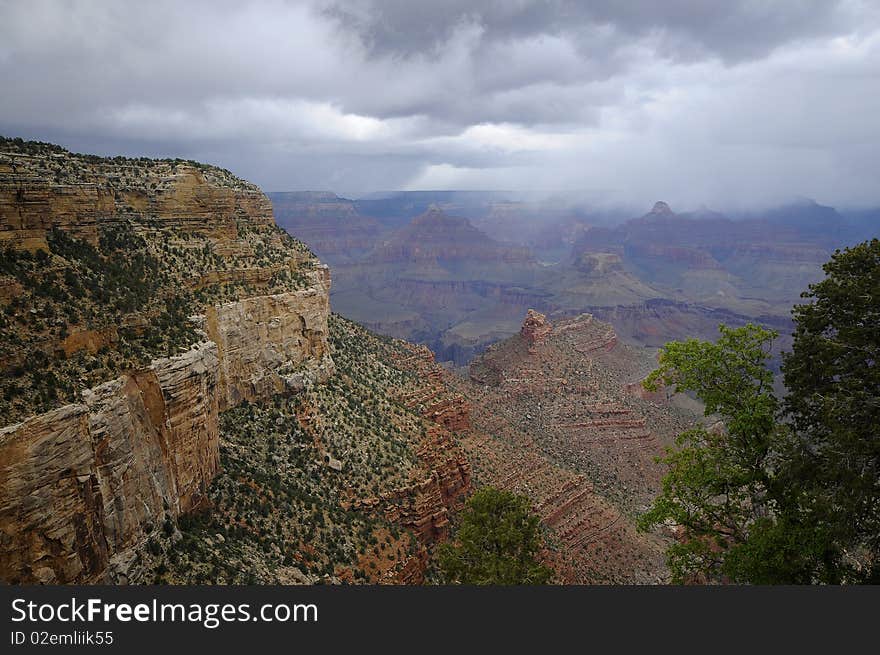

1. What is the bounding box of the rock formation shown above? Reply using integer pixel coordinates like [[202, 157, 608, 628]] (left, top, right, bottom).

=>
[[461, 309, 701, 582], [648, 200, 674, 217], [520, 309, 553, 348], [0, 343, 220, 583], [0, 139, 335, 583], [0, 143, 274, 253], [205, 274, 335, 409]]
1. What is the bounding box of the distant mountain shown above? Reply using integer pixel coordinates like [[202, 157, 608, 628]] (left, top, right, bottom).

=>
[[354, 191, 510, 230], [839, 207, 880, 243], [571, 199, 871, 316], [351, 190, 627, 253], [756, 199, 846, 240], [370, 207, 534, 266], [269, 191, 383, 262], [273, 191, 877, 369], [329, 208, 543, 364]]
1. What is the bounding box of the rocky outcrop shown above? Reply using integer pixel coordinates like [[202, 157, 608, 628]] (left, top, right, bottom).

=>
[[0, 343, 220, 584], [1, 281, 335, 583], [0, 142, 272, 252], [521, 309, 553, 347], [648, 200, 674, 217], [395, 345, 471, 432], [451, 309, 704, 582], [0, 139, 336, 584], [205, 266, 335, 410]]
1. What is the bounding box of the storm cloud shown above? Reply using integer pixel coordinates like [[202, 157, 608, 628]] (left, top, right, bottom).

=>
[[1, 0, 879, 209]]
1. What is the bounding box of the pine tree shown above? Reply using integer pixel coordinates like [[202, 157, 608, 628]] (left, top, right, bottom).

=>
[[438, 487, 552, 585]]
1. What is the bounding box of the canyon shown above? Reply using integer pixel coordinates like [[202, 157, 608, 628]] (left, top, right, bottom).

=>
[[272, 192, 872, 367], [7, 138, 849, 586], [452, 309, 700, 582]]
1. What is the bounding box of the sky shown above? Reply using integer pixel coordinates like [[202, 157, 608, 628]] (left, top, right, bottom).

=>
[[1, 0, 879, 210]]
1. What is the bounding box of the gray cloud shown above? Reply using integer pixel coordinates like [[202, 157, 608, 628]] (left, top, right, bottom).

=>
[[325, 0, 862, 61], [1, 0, 879, 208]]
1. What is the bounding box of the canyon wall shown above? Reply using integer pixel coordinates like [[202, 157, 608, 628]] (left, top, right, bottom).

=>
[[0, 343, 220, 583], [0, 144, 274, 252], [205, 266, 336, 410], [0, 140, 335, 583], [1, 279, 336, 583]]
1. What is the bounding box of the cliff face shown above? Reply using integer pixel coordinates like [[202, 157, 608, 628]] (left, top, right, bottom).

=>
[[0, 139, 335, 584], [0, 343, 220, 583], [205, 269, 335, 410], [131, 314, 472, 585], [0, 141, 273, 252]]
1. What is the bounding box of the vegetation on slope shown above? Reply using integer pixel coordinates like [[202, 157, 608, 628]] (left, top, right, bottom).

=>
[[142, 315, 449, 584], [1, 224, 196, 419], [0, 135, 257, 190], [0, 219, 317, 422]]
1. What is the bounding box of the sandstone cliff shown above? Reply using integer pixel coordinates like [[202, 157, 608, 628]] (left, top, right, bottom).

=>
[[0, 139, 475, 587], [0, 343, 220, 583], [205, 271, 335, 410], [0, 139, 273, 252], [0, 138, 336, 584]]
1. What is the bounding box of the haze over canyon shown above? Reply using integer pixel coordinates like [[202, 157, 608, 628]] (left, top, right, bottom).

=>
[[1, 1, 878, 588]]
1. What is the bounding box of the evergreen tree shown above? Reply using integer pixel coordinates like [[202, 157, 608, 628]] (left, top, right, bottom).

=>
[[438, 487, 552, 585], [636, 324, 799, 582], [782, 239, 880, 582]]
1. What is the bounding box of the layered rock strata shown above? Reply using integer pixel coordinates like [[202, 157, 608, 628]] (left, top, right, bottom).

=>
[[0, 143, 273, 252], [205, 268, 335, 410], [0, 344, 220, 583], [0, 139, 335, 583]]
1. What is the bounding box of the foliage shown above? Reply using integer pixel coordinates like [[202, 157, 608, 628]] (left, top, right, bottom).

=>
[[639, 240, 880, 584], [638, 324, 790, 582], [438, 486, 552, 585], [781, 238, 880, 582]]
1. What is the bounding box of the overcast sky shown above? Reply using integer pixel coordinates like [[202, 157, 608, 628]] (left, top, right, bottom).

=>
[[2, 0, 879, 209]]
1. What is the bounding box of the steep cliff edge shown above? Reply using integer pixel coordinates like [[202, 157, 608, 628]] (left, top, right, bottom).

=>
[[0, 138, 473, 586], [0, 138, 274, 251], [0, 343, 220, 583], [0, 138, 336, 583]]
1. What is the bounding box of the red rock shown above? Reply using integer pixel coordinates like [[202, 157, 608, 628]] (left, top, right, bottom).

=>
[[520, 309, 553, 346]]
